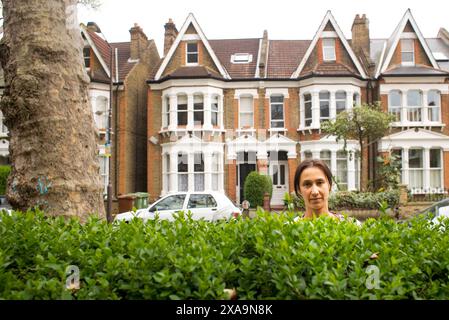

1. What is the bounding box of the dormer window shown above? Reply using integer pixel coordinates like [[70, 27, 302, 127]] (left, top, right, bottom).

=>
[[322, 38, 336, 61], [401, 39, 414, 65], [83, 47, 91, 68], [186, 42, 198, 64], [231, 53, 252, 64]]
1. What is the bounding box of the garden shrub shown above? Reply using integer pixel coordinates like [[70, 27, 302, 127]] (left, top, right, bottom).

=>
[[0, 165, 11, 195], [243, 172, 272, 208], [0, 209, 448, 300]]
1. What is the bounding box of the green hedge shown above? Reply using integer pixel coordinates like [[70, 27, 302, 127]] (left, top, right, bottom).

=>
[[0, 210, 448, 299], [243, 172, 273, 208], [0, 165, 11, 195], [285, 190, 400, 211]]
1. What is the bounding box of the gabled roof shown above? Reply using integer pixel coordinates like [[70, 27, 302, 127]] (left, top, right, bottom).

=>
[[81, 26, 111, 78], [291, 11, 368, 79], [375, 9, 439, 78], [81, 25, 138, 83], [154, 13, 230, 80]]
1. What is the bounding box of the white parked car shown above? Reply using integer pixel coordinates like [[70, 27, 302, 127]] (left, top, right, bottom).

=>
[[114, 192, 241, 223]]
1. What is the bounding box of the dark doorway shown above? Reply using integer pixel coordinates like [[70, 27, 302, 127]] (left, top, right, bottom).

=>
[[239, 163, 256, 203]]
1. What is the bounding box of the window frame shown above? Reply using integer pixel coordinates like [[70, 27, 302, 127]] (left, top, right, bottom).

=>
[[322, 38, 336, 61], [177, 152, 188, 192], [193, 94, 204, 126], [427, 90, 441, 122], [194, 152, 205, 192], [335, 91, 347, 115], [388, 90, 402, 122], [270, 95, 285, 129], [406, 90, 422, 122], [401, 39, 415, 66], [319, 91, 330, 123], [186, 42, 199, 65], [238, 95, 254, 129], [177, 95, 188, 126], [304, 93, 312, 127]]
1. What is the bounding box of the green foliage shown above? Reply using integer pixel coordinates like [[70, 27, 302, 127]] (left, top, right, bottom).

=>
[[321, 102, 395, 150], [0, 209, 448, 299], [375, 153, 402, 191], [285, 190, 399, 211], [0, 165, 11, 195], [243, 172, 273, 208]]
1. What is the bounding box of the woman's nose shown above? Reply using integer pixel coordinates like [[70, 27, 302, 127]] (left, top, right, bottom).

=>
[[311, 184, 319, 194]]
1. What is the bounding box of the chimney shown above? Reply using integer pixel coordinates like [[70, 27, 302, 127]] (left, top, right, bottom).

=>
[[351, 14, 370, 58], [258, 30, 268, 78], [130, 23, 148, 60], [164, 18, 178, 57]]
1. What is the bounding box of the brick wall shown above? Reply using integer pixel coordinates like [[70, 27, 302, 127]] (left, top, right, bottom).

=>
[[287, 88, 300, 141], [147, 89, 162, 200]]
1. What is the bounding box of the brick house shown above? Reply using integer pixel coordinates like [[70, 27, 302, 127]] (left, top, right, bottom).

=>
[[145, 10, 449, 206], [80, 22, 160, 198]]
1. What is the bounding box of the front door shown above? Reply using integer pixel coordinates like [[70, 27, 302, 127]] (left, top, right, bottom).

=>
[[269, 161, 288, 206], [239, 163, 256, 204]]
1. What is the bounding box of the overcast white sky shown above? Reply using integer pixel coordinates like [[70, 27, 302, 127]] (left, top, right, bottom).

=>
[[78, 0, 449, 57]]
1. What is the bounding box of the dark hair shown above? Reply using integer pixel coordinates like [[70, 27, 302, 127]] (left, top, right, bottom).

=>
[[294, 159, 333, 197]]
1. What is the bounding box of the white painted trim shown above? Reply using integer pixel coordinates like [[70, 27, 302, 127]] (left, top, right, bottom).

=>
[[265, 88, 290, 98], [182, 34, 201, 41], [291, 11, 367, 79], [379, 129, 449, 152], [375, 41, 387, 78], [379, 9, 439, 75], [155, 13, 230, 80], [234, 89, 258, 99], [400, 32, 417, 39], [80, 27, 111, 78], [379, 83, 449, 94], [231, 53, 253, 64], [148, 77, 366, 91], [321, 31, 337, 38], [254, 39, 262, 78]]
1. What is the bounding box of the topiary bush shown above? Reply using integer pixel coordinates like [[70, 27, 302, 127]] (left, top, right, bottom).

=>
[[0, 209, 448, 299], [0, 165, 11, 195], [243, 171, 272, 208]]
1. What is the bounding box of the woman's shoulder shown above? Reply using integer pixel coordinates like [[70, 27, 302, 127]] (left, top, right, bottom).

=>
[[332, 212, 362, 225]]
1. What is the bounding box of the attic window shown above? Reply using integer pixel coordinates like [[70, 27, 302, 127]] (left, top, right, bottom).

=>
[[322, 38, 336, 61], [401, 39, 414, 65], [231, 53, 252, 64], [83, 47, 91, 68], [186, 42, 198, 64]]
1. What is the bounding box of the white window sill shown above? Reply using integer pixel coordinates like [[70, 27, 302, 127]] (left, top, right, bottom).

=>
[[159, 127, 226, 134], [268, 128, 287, 132], [297, 125, 321, 133]]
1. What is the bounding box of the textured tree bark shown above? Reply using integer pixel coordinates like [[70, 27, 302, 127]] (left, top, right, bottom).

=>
[[0, 0, 105, 221]]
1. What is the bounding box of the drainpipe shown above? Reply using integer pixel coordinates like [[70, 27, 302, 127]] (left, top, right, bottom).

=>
[[367, 79, 376, 188]]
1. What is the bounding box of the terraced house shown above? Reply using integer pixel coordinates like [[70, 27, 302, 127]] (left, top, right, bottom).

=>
[[146, 10, 449, 206]]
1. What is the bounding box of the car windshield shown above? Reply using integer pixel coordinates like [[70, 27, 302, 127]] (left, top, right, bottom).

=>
[[150, 194, 186, 212], [187, 194, 217, 209]]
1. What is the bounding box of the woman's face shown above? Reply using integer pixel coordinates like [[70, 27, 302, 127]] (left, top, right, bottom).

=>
[[298, 166, 331, 213]]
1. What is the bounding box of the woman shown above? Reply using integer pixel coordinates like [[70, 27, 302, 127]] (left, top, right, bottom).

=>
[[294, 159, 359, 223]]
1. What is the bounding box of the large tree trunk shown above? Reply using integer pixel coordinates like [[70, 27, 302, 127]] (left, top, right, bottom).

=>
[[0, 0, 105, 221]]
